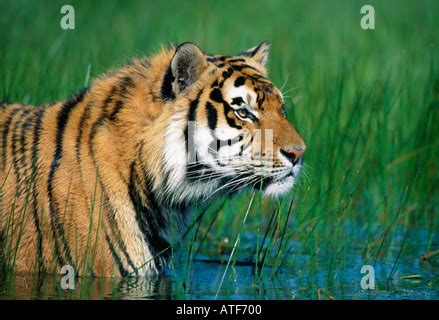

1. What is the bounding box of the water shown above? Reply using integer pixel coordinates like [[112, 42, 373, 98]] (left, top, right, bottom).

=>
[[0, 232, 438, 300]]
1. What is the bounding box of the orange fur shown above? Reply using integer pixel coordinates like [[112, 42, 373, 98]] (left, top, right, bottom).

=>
[[0, 43, 305, 277]]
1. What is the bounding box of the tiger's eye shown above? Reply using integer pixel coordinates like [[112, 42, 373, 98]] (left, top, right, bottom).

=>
[[236, 109, 248, 118]]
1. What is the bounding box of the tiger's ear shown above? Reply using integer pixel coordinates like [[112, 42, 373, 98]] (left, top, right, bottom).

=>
[[171, 43, 208, 95], [239, 41, 270, 67]]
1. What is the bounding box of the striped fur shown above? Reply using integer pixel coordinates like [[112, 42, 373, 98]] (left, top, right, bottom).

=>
[[0, 42, 306, 277]]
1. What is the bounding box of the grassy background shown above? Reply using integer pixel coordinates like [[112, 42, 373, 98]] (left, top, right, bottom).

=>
[[1, 0, 438, 298]]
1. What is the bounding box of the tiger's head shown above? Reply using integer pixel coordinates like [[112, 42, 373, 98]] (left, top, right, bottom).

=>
[[161, 42, 306, 203]]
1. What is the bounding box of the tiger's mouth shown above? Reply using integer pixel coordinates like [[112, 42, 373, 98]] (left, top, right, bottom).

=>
[[210, 155, 304, 197], [184, 148, 304, 198], [261, 172, 295, 196], [257, 160, 303, 196]]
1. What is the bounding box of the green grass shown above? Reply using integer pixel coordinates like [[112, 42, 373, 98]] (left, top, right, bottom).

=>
[[1, 0, 438, 299]]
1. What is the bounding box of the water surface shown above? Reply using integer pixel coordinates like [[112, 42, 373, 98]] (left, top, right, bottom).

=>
[[1, 237, 437, 300]]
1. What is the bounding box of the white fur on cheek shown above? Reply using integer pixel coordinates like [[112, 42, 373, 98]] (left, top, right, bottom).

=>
[[215, 124, 241, 141], [163, 115, 223, 204], [196, 121, 243, 171], [195, 125, 216, 167], [163, 115, 188, 191]]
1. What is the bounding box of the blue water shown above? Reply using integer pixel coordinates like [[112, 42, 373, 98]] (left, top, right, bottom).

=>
[[0, 229, 438, 300]]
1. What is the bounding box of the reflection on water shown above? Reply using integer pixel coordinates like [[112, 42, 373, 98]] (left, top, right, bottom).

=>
[[0, 236, 438, 300], [0, 272, 175, 300]]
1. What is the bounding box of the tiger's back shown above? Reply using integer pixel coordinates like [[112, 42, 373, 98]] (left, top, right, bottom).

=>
[[0, 103, 42, 270], [0, 87, 143, 276], [0, 96, 107, 275]]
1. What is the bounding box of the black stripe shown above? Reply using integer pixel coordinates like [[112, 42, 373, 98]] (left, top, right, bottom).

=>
[[80, 85, 136, 275], [19, 112, 34, 169], [208, 134, 243, 165], [228, 58, 246, 63], [128, 164, 170, 270], [257, 91, 266, 109], [231, 64, 261, 73], [246, 74, 272, 87], [231, 97, 245, 106], [1, 108, 21, 170], [75, 100, 94, 163], [18, 111, 36, 195], [109, 76, 135, 121], [223, 103, 242, 129], [240, 135, 253, 156], [206, 102, 217, 130], [108, 100, 124, 121], [247, 72, 269, 81], [11, 110, 29, 197], [15, 110, 36, 206], [208, 137, 220, 160], [31, 108, 45, 273], [210, 88, 223, 104], [207, 55, 227, 63], [106, 206, 138, 275], [105, 233, 128, 277], [47, 87, 87, 268], [218, 68, 234, 87], [161, 64, 176, 100], [209, 88, 242, 129], [88, 86, 117, 153], [222, 68, 234, 80], [234, 76, 246, 87], [188, 99, 198, 122], [89, 76, 133, 151]]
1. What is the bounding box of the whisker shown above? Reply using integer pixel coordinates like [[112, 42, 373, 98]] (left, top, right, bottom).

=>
[[281, 86, 300, 95], [279, 74, 290, 93], [205, 173, 256, 200], [229, 174, 262, 193]]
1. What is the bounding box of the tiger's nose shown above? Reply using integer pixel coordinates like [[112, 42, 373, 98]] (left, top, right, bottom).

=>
[[280, 145, 306, 165]]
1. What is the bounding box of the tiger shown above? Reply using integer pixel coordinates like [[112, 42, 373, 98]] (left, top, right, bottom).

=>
[[0, 41, 306, 277]]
